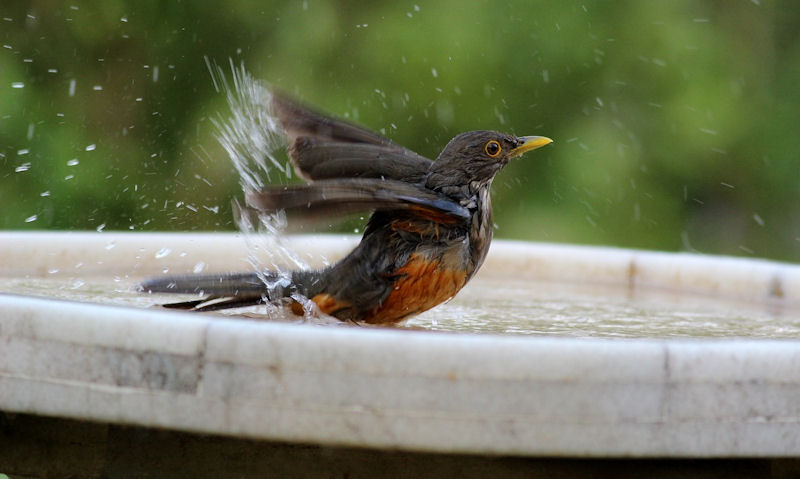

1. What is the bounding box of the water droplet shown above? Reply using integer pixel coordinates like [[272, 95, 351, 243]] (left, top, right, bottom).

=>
[[155, 247, 172, 259], [25, 214, 38, 223], [17, 148, 29, 156], [97, 223, 107, 232], [193, 262, 206, 273], [92, 85, 102, 91], [47, 268, 60, 274], [11, 82, 24, 88], [67, 158, 79, 166], [104, 241, 117, 250], [15, 163, 31, 172], [68, 79, 76, 96], [40, 190, 50, 197], [85, 143, 96, 151]]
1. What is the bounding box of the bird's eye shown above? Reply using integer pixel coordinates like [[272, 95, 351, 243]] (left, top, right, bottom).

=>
[[484, 140, 502, 158]]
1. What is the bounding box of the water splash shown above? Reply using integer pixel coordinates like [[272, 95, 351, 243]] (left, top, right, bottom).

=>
[[206, 58, 309, 313], [206, 58, 285, 191], [231, 199, 307, 291]]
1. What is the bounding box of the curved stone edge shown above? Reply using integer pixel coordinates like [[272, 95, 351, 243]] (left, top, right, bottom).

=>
[[2, 294, 800, 457], [0, 231, 356, 279], [485, 240, 800, 308]]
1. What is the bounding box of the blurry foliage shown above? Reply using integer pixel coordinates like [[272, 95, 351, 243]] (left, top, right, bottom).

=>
[[1, 0, 798, 261]]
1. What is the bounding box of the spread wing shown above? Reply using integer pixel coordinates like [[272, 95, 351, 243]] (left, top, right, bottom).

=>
[[271, 93, 432, 182], [247, 178, 470, 225], [258, 93, 464, 224]]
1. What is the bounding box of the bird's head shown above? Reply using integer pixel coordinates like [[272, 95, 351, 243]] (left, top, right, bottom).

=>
[[426, 130, 552, 190]]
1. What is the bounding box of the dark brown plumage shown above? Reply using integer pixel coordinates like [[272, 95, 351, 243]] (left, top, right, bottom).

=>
[[140, 93, 552, 324]]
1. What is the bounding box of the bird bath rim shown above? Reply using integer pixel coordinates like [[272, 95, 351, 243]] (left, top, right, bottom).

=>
[[1, 231, 800, 457], [2, 230, 797, 311]]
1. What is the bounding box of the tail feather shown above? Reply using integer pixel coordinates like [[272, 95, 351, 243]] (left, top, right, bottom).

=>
[[161, 295, 266, 312], [138, 272, 267, 296], [139, 269, 325, 312]]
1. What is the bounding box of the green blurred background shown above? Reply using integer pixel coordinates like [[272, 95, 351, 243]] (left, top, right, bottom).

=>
[[2, 1, 799, 262]]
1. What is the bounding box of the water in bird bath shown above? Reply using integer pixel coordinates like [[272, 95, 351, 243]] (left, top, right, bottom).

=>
[[2, 274, 798, 339]]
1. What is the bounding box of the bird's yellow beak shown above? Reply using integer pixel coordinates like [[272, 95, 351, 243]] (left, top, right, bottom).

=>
[[509, 136, 553, 157]]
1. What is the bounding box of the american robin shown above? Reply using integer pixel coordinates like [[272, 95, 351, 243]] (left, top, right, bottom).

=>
[[140, 93, 552, 324]]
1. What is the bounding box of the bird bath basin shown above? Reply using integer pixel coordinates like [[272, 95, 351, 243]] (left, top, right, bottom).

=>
[[2, 230, 800, 467]]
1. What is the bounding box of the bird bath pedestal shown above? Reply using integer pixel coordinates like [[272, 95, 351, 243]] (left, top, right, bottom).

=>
[[1, 231, 800, 477]]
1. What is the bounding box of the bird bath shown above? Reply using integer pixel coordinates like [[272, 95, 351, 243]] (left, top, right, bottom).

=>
[[2, 231, 800, 474]]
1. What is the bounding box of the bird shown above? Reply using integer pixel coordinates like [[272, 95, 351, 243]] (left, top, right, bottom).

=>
[[139, 93, 552, 324]]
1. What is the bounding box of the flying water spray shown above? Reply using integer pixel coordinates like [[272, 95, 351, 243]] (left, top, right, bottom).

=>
[[205, 58, 309, 313]]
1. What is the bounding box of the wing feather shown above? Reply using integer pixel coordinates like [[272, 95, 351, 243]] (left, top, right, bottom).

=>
[[246, 178, 469, 224], [271, 93, 431, 181]]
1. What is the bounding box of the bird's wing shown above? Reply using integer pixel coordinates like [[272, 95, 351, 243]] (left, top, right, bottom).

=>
[[246, 178, 470, 225], [287, 138, 432, 182], [272, 92, 398, 146], [271, 93, 432, 181]]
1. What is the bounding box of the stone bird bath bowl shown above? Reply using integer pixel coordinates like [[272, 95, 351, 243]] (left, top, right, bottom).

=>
[[2, 231, 800, 466]]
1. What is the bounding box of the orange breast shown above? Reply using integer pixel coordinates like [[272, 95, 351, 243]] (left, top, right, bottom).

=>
[[362, 253, 467, 324], [304, 253, 467, 324]]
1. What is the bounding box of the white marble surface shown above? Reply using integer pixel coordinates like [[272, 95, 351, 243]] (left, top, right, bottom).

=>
[[1, 232, 800, 456]]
